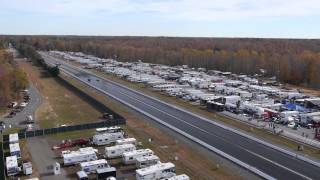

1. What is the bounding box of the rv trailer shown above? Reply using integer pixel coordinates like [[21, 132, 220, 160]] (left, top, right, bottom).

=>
[[63, 150, 97, 166], [136, 162, 176, 180], [92, 132, 124, 146], [122, 149, 154, 164], [115, 138, 137, 145], [80, 159, 108, 174], [105, 144, 136, 158], [136, 155, 160, 168]]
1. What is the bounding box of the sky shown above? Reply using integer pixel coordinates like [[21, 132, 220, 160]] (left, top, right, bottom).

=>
[[0, 0, 320, 38]]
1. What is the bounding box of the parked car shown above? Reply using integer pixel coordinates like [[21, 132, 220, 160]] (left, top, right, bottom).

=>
[[26, 124, 33, 131], [8, 102, 18, 108], [287, 122, 296, 128], [26, 115, 34, 123]]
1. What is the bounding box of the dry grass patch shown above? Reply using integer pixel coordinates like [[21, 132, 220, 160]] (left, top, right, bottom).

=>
[[18, 62, 101, 129]]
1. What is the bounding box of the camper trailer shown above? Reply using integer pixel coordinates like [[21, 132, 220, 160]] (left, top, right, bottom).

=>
[[165, 174, 190, 180], [136, 155, 160, 168], [9, 133, 19, 144], [105, 144, 136, 158], [63, 150, 97, 166], [115, 138, 137, 145], [96, 167, 117, 180], [92, 132, 124, 146], [9, 143, 21, 158], [61, 147, 98, 157], [136, 162, 176, 180], [80, 159, 108, 174], [122, 149, 154, 164], [96, 126, 123, 134], [6, 156, 19, 176]]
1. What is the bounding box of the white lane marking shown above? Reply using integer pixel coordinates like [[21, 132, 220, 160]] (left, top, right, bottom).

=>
[[243, 149, 312, 180]]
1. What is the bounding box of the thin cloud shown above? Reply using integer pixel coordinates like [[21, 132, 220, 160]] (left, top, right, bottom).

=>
[[1, 0, 320, 21]]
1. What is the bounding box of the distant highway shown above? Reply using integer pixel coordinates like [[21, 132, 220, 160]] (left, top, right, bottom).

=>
[[41, 52, 320, 180]]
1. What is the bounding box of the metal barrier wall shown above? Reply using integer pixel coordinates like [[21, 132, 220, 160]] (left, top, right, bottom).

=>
[[2, 119, 125, 143]]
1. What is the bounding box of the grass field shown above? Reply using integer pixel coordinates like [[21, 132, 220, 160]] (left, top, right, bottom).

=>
[[18, 61, 101, 129]]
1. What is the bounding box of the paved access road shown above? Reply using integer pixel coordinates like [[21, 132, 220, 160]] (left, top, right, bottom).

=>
[[1, 83, 41, 130], [41, 52, 320, 180]]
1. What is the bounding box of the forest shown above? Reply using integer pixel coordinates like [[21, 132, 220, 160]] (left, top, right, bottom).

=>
[[1, 35, 320, 88], [0, 44, 28, 109]]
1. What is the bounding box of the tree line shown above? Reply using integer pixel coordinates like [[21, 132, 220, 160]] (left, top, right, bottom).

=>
[[15, 43, 60, 77], [0, 46, 28, 109], [1, 35, 320, 88]]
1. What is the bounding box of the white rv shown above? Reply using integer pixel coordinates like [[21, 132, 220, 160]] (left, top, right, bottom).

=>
[[80, 159, 108, 174], [96, 126, 123, 134], [9, 143, 21, 158], [122, 149, 154, 164], [136, 162, 176, 180], [115, 138, 137, 145], [63, 150, 97, 166], [9, 133, 19, 144], [105, 144, 136, 158], [165, 174, 190, 180], [6, 156, 19, 176], [61, 147, 98, 157], [92, 132, 124, 146], [136, 155, 160, 168]]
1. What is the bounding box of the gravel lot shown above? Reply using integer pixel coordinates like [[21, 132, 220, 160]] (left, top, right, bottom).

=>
[[27, 136, 68, 180]]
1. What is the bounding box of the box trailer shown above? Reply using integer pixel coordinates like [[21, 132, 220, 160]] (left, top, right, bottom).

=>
[[136, 155, 160, 168], [136, 162, 176, 180], [6, 156, 19, 176], [63, 150, 97, 166], [23, 162, 33, 175], [9, 143, 21, 158], [122, 149, 154, 164], [166, 174, 190, 180], [105, 144, 136, 158], [92, 132, 124, 146], [9, 133, 19, 144], [80, 159, 108, 174], [96, 167, 116, 180], [115, 138, 137, 145]]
